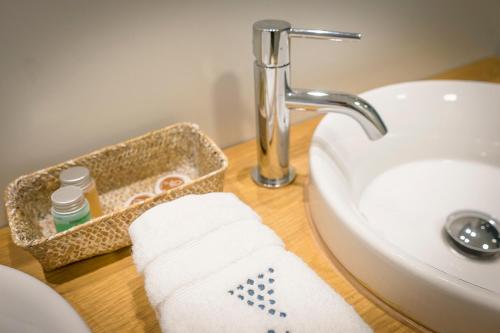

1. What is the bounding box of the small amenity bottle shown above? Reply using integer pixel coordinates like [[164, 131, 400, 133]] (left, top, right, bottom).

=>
[[51, 186, 92, 232], [60, 166, 103, 218]]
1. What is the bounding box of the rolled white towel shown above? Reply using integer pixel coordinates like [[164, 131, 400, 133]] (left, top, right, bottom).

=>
[[129, 193, 372, 332], [144, 218, 284, 307], [129, 192, 260, 272], [159, 246, 372, 333]]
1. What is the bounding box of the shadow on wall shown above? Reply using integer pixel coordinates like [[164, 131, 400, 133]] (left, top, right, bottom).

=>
[[212, 72, 247, 146]]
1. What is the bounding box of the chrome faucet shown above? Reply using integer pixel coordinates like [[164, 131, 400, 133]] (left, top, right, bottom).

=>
[[251, 19, 388, 188]]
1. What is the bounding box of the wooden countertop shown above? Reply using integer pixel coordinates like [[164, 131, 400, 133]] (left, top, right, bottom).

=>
[[1, 57, 499, 333]]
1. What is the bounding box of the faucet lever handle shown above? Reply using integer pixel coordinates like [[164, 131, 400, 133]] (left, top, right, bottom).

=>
[[252, 20, 362, 67], [289, 28, 361, 41]]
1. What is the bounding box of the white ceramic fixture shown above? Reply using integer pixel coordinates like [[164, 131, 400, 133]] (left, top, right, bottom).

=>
[[308, 81, 500, 333], [0, 265, 90, 333]]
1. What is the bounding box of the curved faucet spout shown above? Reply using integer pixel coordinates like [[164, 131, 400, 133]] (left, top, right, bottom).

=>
[[252, 19, 388, 187], [286, 89, 388, 140]]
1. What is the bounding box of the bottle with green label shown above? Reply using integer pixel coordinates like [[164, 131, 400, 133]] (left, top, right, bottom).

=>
[[51, 185, 92, 232]]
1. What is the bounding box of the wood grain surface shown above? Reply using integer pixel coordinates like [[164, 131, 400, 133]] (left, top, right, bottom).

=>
[[1, 57, 499, 332]]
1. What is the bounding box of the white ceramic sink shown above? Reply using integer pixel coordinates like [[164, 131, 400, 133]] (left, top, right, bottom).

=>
[[308, 81, 500, 333], [0, 265, 90, 333]]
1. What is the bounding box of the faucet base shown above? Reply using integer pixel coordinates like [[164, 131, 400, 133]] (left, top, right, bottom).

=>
[[251, 167, 296, 188]]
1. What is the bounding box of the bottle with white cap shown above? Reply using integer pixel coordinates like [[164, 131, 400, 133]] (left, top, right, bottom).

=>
[[51, 186, 92, 232], [59, 166, 103, 218]]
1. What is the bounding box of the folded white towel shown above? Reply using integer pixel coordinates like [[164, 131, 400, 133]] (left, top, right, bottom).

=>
[[129, 192, 260, 272], [129, 193, 372, 333], [144, 219, 284, 307], [159, 246, 371, 333]]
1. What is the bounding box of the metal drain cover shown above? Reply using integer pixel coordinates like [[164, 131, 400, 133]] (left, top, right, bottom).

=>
[[445, 210, 500, 256]]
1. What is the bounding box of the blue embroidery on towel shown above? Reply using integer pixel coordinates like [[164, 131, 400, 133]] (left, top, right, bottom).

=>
[[227, 267, 288, 320]]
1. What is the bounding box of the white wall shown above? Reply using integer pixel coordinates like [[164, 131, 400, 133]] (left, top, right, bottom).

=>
[[1, 0, 499, 226]]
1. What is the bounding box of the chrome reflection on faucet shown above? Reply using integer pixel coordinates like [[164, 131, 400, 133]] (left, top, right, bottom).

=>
[[251, 19, 388, 188]]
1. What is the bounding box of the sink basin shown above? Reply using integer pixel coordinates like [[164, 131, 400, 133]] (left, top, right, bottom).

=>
[[308, 80, 500, 333], [0, 265, 90, 333]]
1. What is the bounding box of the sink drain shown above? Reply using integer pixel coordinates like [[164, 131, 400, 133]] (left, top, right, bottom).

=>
[[445, 210, 500, 257]]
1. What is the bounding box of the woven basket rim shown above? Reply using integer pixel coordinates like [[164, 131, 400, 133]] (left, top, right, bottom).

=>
[[5, 122, 228, 248]]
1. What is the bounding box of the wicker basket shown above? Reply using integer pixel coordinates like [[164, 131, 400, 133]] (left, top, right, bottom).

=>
[[4, 123, 228, 271]]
